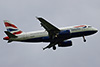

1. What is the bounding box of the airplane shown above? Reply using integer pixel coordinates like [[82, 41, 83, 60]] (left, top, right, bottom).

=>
[[3, 17, 98, 50]]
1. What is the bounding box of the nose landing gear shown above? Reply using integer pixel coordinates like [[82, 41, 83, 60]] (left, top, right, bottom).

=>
[[83, 36, 86, 42]]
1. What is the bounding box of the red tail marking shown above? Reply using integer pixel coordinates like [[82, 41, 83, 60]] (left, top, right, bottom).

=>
[[5, 22, 17, 28], [13, 31, 22, 35]]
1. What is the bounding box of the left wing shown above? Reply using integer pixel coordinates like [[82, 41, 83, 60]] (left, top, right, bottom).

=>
[[36, 17, 60, 39], [36, 17, 60, 50]]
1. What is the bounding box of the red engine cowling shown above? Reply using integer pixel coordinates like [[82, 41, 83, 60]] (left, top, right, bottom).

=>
[[58, 40, 72, 47]]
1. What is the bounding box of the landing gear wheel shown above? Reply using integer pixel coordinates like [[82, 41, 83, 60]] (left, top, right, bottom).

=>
[[83, 36, 86, 42], [53, 46, 56, 50], [84, 39, 86, 42]]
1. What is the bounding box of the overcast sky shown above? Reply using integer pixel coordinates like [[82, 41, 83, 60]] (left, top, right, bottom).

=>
[[0, 0, 100, 67]]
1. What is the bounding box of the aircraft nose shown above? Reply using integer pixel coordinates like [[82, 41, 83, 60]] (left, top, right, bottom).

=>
[[93, 28, 98, 33]]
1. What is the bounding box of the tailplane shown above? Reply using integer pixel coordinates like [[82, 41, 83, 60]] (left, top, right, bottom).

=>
[[4, 20, 23, 35], [4, 31, 17, 38], [4, 31, 18, 43]]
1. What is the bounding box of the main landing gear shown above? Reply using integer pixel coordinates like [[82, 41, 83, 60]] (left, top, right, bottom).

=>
[[83, 36, 86, 42], [53, 46, 56, 50]]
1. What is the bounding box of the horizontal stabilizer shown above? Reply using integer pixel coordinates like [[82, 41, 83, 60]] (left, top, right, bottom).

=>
[[8, 40, 12, 43], [4, 31, 17, 38]]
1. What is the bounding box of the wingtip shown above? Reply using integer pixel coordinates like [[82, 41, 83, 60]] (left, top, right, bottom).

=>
[[43, 47, 47, 50], [35, 16, 38, 19], [43, 48, 45, 50], [36, 16, 43, 19]]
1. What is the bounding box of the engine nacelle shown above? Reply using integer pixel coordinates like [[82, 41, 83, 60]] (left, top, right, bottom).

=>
[[58, 40, 72, 47]]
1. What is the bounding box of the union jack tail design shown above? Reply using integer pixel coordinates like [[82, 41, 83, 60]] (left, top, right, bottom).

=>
[[4, 20, 23, 35]]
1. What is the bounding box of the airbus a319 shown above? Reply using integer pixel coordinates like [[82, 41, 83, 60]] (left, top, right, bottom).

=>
[[3, 17, 98, 50]]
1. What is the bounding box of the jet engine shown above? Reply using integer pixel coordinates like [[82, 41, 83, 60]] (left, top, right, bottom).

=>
[[58, 40, 72, 47]]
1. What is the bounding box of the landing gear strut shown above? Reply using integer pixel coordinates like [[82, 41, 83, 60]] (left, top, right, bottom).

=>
[[83, 36, 86, 42], [53, 46, 56, 50]]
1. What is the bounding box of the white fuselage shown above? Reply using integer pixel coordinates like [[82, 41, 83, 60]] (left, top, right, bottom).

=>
[[11, 25, 97, 42]]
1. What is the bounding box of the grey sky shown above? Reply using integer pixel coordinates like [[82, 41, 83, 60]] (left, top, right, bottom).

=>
[[0, 0, 100, 67]]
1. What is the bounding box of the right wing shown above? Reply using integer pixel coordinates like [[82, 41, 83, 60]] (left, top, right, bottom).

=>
[[43, 41, 58, 50]]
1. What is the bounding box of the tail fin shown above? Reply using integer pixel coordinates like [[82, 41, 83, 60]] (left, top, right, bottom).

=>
[[4, 20, 23, 35]]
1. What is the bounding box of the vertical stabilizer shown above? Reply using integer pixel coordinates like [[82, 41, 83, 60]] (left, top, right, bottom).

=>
[[4, 20, 23, 35]]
